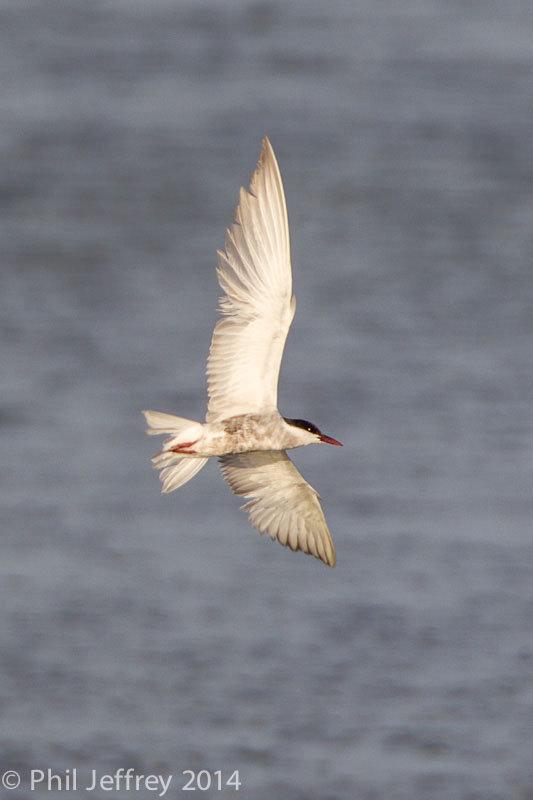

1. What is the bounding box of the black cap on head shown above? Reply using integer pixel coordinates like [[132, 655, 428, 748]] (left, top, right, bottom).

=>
[[283, 417, 321, 435]]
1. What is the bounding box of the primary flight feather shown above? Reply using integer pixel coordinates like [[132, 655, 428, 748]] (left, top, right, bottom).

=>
[[143, 138, 342, 566]]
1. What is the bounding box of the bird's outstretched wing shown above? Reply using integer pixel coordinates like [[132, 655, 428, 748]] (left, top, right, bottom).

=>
[[206, 138, 295, 423], [219, 451, 337, 567]]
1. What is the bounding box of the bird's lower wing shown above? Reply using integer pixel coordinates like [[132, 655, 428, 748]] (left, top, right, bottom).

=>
[[219, 451, 336, 567]]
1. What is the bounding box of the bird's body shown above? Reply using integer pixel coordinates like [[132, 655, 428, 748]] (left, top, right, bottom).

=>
[[149, 411, 337, 458], [143, 138, 342, 566], [166, 411, 299, 457]]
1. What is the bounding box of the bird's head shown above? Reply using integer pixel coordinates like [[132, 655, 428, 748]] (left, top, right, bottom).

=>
[[283, 418, 343, 447]]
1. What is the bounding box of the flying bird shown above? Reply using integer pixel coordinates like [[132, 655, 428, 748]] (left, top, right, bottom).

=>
[[143, 138, 342, 566]]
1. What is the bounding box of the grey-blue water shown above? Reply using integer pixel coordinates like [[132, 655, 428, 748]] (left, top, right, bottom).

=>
[[1, 1, 532, 798]]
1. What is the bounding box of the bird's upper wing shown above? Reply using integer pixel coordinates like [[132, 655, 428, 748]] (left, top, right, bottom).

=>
[[206, 138, 295, 423], [219, 451, 337, 567]]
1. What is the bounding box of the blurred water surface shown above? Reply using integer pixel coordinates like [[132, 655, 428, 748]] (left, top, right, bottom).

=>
[[1, 1, 533, 798]]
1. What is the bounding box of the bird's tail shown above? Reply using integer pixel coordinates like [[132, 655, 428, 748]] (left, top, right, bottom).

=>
[[142, 410, 208, 493]]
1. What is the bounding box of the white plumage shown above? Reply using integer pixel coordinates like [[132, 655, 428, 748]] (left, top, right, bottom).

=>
[[143, 138, 342, 567], [219, 451, 336, 567], [206, 138, 295, 423]]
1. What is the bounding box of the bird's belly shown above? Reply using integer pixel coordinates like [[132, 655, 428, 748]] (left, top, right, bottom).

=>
[[198, 413, 283, 456]]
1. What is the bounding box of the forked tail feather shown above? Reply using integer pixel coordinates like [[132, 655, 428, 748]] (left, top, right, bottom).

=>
[[142, 410, 208, 492]]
